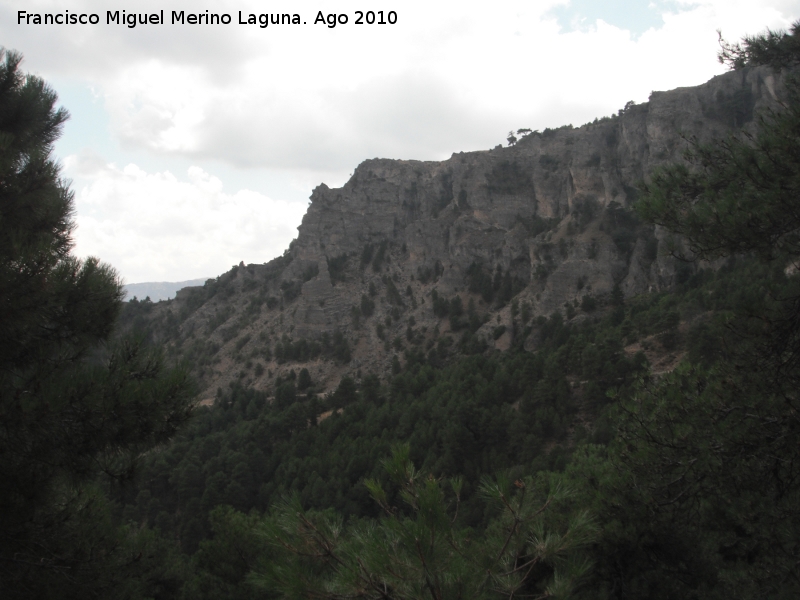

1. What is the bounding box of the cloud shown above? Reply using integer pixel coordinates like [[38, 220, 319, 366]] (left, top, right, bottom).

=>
[[65, 156, 308, 283], [1, 0, 255, 79], [7, 0, 800, 282], [92, 1, 799, 171], [8, 0, 800, 176]]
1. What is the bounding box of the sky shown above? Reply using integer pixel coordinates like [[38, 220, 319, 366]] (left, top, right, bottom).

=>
[[2, 1, 798, 284]]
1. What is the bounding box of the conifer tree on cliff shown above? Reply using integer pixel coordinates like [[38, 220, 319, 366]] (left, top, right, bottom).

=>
[[0, 50, 195, 598]]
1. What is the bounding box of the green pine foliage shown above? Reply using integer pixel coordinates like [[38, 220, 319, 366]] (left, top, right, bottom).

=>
[[251, 445, 595, 599], [0, 50, 195, 598], [574, 26, 800, 597]]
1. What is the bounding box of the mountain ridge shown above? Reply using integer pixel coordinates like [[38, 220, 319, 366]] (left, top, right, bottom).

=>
[[120, 63, 787, 400]]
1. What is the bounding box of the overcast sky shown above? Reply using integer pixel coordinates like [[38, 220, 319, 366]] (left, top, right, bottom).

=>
[[3, 0, 798, 283]]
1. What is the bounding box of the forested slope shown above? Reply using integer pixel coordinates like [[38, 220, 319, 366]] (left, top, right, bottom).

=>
[[4, 21, 800, 600], [115, 55, 789, 401], [115, 253, 787, 598], [111, 24, 800, 599]]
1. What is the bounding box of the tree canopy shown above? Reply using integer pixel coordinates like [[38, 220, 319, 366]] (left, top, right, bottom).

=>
[[594, 24, 800, 598], [0, 49, 195, 599], [718, 20, 800, 70]]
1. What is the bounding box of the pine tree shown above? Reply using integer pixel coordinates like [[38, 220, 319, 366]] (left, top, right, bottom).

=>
[[0, 50, 195, 598], [585, 24, 800, 598], [253, 445, 595, 599]]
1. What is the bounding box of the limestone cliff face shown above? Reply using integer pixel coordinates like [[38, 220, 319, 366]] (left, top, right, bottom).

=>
[[148, 65, 786, 399]]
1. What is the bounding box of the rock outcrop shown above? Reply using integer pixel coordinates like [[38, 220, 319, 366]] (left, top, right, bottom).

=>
[[131, 64, 787, 398]]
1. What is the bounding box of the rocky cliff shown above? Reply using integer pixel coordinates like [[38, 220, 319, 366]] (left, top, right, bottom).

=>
[[126, 64, 787, 401]]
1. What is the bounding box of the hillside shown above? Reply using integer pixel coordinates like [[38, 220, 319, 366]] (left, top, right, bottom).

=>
[[108, 29, 800, 597], [119, 63, 787, 401]]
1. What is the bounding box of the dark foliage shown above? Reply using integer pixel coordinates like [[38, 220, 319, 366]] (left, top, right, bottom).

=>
[[486, 161, 534, 196], [326, 254, 348, 284], [0, 50, 195, 599]]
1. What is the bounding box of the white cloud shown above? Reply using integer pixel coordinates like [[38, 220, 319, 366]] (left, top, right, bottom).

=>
[[10, 1, 799, 167], [4, 0, 800, 282], [84, 0, 799, 171], [65, 156, 308, 283]]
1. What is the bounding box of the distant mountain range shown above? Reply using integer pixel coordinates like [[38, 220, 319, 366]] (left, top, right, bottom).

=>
[[123, 278, 210, 302]]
